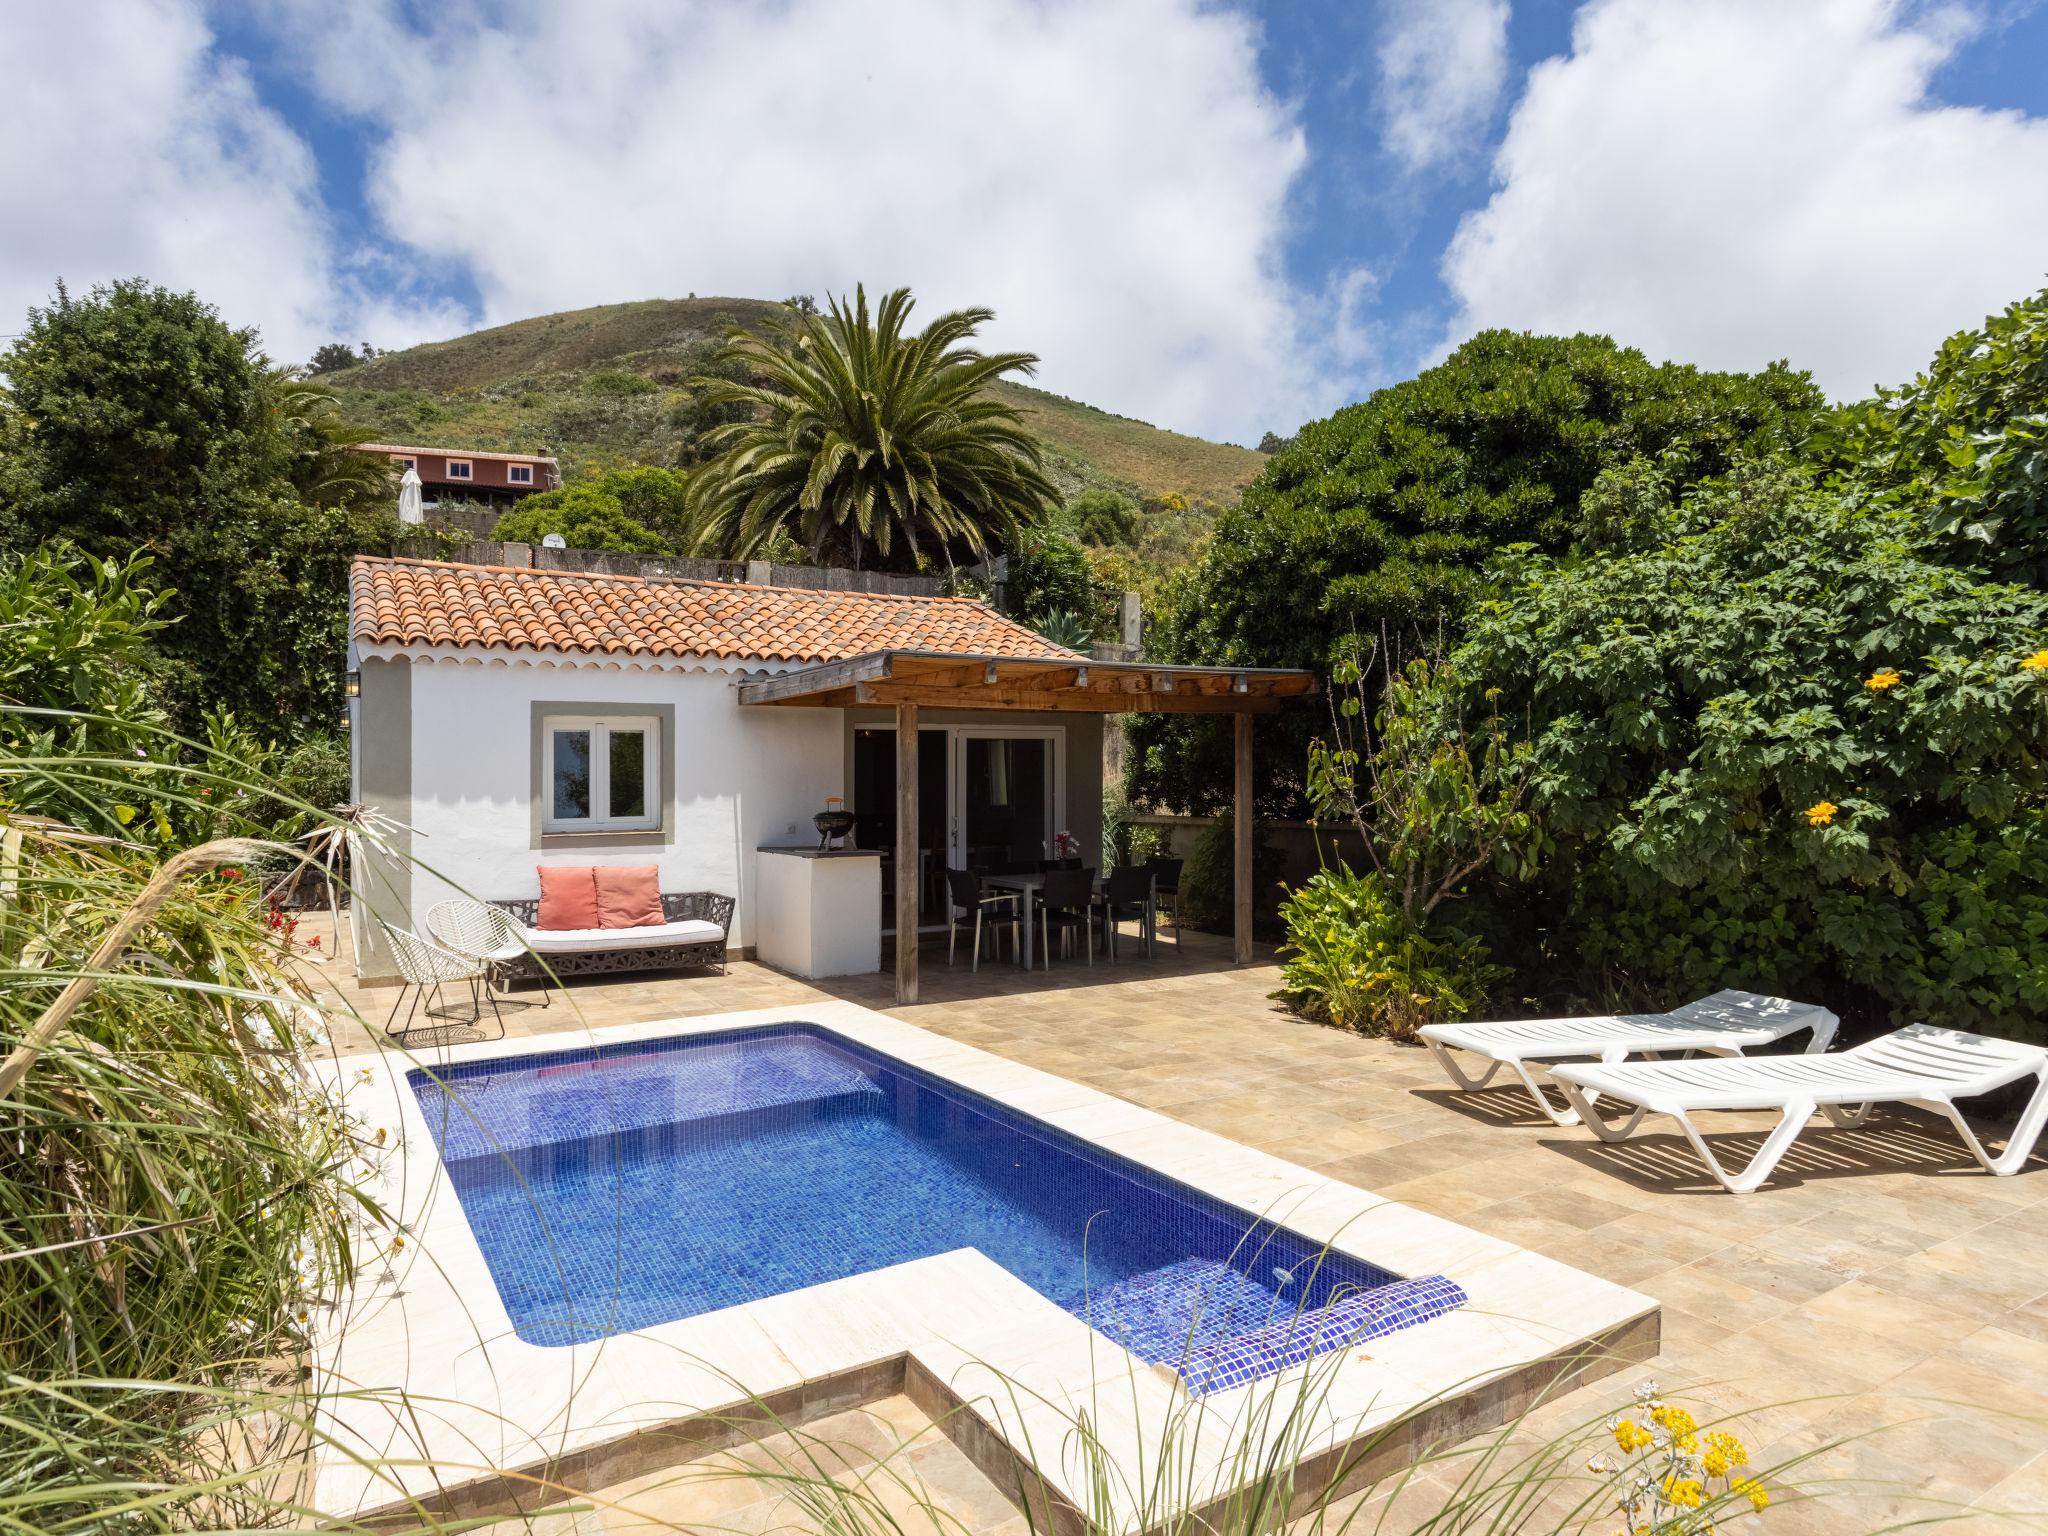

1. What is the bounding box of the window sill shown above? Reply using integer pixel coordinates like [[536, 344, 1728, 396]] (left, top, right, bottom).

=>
[[535, 827, 672, 850]]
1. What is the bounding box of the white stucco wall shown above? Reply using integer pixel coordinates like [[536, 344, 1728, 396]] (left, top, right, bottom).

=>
[[398, 657, 843, 956]]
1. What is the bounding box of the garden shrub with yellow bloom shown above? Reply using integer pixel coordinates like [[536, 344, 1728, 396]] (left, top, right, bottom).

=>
[[1464, 457, 2048, 1042], [1592, 1382, 1771, 1535]]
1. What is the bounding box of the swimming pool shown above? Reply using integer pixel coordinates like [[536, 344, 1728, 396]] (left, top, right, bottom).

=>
[[409, 1023, 1462, 1391]]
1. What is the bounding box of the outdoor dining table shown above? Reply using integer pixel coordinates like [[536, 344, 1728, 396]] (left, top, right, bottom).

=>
[[979, 870, 1155, 969]]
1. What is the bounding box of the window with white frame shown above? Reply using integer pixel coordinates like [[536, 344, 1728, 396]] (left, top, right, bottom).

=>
[[507, 463, 534, 485], [542, 715, 660, 832], [445, 459, 474, 481], [391, 455, 417, 471]]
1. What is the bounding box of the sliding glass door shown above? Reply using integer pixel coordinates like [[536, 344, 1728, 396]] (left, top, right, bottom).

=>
[[955, 732, 1056, 872]]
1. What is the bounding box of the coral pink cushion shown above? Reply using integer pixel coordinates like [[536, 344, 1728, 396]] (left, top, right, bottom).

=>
[[535, 866, 599, 930], [594, 865, 664, 929]]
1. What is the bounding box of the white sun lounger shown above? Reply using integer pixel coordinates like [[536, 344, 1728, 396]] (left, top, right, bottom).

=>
[[1418, 990, 1838, 1126], [1549, 1024, 2048, 1193]]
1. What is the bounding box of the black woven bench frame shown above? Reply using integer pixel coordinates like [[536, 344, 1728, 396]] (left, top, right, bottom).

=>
[[487, 891, 735, 981]]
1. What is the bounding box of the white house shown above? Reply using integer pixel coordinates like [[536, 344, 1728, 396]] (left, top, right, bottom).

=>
[[346, 554, 1313, 998]]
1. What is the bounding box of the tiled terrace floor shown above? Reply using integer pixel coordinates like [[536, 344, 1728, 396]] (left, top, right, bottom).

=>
[[301, 919, 2048, 1533]]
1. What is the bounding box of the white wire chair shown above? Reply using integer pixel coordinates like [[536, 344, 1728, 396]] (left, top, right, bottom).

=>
[[427, 897, 551, 1007], [381, 923, 503, 1042]]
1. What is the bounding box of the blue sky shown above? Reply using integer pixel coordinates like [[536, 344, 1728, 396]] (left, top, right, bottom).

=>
[[5, 1, 2048, 443]]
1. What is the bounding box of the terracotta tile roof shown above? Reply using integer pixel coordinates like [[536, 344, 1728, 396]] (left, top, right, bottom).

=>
[[349, 557, 1079, 664]]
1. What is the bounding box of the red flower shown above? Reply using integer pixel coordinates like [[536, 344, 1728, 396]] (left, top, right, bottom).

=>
[[307, 935, 321, 948]]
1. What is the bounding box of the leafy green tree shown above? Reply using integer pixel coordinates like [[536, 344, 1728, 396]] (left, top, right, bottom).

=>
[[500, 466, 690, 553], [1817, 284, 2048, 583], [1463, 459, 2048, 1034], [684, 285, 1056, 570], [306, 341, 364, 375], [4, 280, 282, 549], [1, 281, 396, 729], [495, 483, 668, 554], [1128, 329, 1823, 813], [1005, 523, 1097, 628], [1066, 486, 1138, 546]]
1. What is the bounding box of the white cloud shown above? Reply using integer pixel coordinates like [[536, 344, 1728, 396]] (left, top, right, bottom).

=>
[[1376, 0, 1512, 173], [263, 0, 1360, 442], [0, 2, 463, 365], [1440, 0, 2048, 399]]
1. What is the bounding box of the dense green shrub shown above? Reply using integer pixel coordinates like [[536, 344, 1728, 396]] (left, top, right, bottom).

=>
[[1005, 522, 1098, 625], [1274, 863, 1504, 1039], [1128, 330, 1822, 814], [1818, 284, 2048, 583], [1066, 486, 1139, 546], [1177, 810, 1282, 929], [589, 368, 658, 397], [1463, 459, 2048, 1036], [495, 482, 669, 554]]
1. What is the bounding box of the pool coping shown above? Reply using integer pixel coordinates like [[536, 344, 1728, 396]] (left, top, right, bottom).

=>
[[312, 1000, 1659, 1530]]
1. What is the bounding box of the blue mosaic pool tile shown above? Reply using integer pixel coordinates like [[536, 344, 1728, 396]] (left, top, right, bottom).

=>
[[1173, 1274, 1468, 1395], [406, 1024, 1466, 1381]]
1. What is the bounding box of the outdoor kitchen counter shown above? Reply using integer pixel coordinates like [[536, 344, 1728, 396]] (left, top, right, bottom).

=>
[[753, 846, 882, 978]]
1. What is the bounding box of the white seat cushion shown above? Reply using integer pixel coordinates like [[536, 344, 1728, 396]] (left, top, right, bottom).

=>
[[518, 918, 724, 956]]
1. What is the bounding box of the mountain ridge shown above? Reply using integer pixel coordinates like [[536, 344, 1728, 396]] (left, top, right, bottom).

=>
[[324, 296, 1268, 506]]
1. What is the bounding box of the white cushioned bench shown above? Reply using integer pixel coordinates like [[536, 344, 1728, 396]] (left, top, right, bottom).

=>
[[487, 892, 734, 980]]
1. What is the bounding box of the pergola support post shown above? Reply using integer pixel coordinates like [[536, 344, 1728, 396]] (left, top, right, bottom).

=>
[[895, 701, 920, 1004], [1234, 711, 1253, 965]]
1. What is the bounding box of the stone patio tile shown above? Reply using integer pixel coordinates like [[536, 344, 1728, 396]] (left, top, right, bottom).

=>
[[301, 914, 2043, 1529]]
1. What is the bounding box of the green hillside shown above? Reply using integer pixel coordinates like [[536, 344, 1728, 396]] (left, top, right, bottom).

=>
[[324, 296, 1267, 507]]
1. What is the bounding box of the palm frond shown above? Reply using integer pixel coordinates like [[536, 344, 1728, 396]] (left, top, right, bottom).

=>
[[685, 285, 1054, 568]]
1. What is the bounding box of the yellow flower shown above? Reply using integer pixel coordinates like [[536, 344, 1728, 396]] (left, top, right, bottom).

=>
[[1703, 1431, 1747, 1478], [1661, 1475, 1705, 1509], [1865, 668, 1901, 691], [390, 1234, 406, 1252], [1611, 1417, 1655, 1453], [2022, 650, 2048, 673], [1734, 1477, 1770, 1513], [1804, 801, 1838, 827]]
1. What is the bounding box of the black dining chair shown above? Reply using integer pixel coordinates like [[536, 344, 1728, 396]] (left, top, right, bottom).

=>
[[946, 867, 1019, 972], [1037, 866, 1097, 968], [1145, 856, 1184, 950], [1098, 865, 1154, 961]]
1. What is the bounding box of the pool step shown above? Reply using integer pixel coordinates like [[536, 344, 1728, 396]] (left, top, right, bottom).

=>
[[1062, 1258, 1466, 1396]]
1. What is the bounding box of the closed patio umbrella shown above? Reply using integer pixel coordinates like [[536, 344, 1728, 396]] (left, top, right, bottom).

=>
[[398, 466, 424, 525]]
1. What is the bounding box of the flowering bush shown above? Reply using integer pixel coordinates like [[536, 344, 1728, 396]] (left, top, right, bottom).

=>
[[1593, 1382, 1770, 1534], [1464, 460, 2048, 1037]]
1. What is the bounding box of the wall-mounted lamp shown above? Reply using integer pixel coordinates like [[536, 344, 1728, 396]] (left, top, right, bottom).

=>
[[344, 670, 361, 699]]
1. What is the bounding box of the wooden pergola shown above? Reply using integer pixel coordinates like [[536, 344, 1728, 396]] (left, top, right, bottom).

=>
[[737, 650, 1318, 1002]]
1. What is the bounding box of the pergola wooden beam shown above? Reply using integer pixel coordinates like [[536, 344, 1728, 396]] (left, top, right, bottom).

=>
[[896, 699, 919, 1004], [840, 683, 1288, 714]]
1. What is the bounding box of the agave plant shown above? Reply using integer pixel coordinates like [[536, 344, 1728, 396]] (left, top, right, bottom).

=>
[[684, 285, 1057, 570]]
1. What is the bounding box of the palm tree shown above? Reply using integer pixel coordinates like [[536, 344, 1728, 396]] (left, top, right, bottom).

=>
[[264, 369, 395, 510], [684, 286, 1056, 570]]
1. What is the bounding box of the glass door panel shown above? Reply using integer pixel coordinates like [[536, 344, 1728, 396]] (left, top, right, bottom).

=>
[[959, 736, 1051, 872], [850, 727, 949, 932]]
